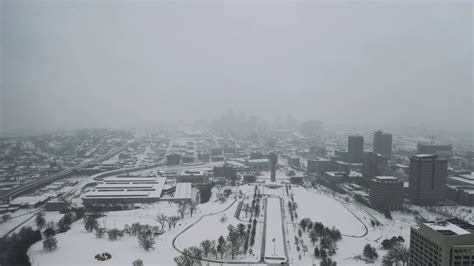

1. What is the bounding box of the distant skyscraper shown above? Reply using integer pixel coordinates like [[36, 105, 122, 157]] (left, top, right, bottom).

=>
[[363, 152, 388, 180], [268, 152, 278, 182], [348, 135, 364, 163], [409, 154, 447, 205], [373, 130, 392, 159]]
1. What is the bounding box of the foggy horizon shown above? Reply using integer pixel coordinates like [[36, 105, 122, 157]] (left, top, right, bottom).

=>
[[1, 1, 473, 135]]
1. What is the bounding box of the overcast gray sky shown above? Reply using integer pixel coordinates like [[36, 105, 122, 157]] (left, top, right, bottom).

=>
[[1, 1, 472, 135]]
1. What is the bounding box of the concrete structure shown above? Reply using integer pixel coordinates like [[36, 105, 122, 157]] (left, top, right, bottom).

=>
[[307, 159, 339, 174], [176, 170, 208, 184], [248, 159, 270, 171], [82, 176, 166, 205], [173, 182, 192, 202], [45, 199, 71, 211], [287, 157, 300, 168], [417, 143, 453, 158], [363, 152, 388, 181], [268, 152, 278, 182], [322, 171, 347, 183], [348, 135, 364, 163], [250, 151, 265, 160], [446, 185, 474, 206], [182, 156, 195, 163], [447, 173, 474, 186], [290, 176, 304, 184], [369, 176, 403, 211], [409, 154, 447, 205], [334, 149, 348, 162], [409, 218, 474, 266], [166, 154, 181, 165], [373, 130, 392, 159], [213, 165, 237, 179]]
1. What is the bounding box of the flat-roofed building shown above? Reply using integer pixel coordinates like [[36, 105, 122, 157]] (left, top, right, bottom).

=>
[[369, 176, 403, 211], [307, 159, 340, 174], [213, 165, 237, 179], [373, 130, 392, 159], [247, 159, 270, 171], [288, 157, 300, 168], [82, 176, 166, 205], [445, 185, 474, 206], [173, 182, 192, 202], [409, 218, 474, 266], [348, 135, 364, 163], [363, 152, 389, 181], [448, 173, 474, 186], [166, 154, 181, 165], [176, 170, 208, 184], [409, 154, 447, 205]]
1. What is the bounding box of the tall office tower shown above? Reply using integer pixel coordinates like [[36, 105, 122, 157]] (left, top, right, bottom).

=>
[[363, 152, 388, 180], [409, 218, 474, 266], [348, 135, 364, 163], [268, 152, 278, 182], [409, 154, 447, 205], [373, 130, 392, 159]]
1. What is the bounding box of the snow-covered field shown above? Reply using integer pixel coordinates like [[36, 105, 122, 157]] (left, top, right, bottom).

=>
[[24, 173, 469, 266], [285, 185, 416, 265], [291, 187, 366, 236], [28, 196, 238, 265]]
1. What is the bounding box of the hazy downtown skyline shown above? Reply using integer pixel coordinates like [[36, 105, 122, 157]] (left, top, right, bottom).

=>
[[1, 1, 472, 135]]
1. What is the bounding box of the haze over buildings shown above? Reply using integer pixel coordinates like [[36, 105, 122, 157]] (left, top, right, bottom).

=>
[[1, 1, 472, 135]]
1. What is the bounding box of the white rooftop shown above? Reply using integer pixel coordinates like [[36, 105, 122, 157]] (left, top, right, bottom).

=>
[[375, 176, 398, 180], [248, 158, 270, 163], [426, 220, 471, 236], [174, 183, 192, 200]]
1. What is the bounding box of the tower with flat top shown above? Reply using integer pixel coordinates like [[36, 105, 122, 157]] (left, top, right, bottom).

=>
[[268, 152, 278, 182]]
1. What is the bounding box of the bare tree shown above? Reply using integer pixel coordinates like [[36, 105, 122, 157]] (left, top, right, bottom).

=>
[[156, 214, 168, 231]]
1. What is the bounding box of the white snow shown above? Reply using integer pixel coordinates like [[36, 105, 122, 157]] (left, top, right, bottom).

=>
[[264, 197, 286, 262]]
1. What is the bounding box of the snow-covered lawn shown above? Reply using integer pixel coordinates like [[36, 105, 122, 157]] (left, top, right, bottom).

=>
[[28, 195, 239, 265], [285, 185, 416, 265], [290, 186, 366, 236]]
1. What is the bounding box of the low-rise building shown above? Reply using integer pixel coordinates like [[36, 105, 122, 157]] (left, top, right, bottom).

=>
[[166, 154, 181, 165], [247, 159, 270, 171], [176, 170, 208, 184], [82, 176, 166, 206], [307, 159, 340, 174], [446, 185, 474, 206]]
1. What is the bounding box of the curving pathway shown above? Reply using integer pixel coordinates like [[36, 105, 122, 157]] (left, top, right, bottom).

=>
[[171, 199, 264, 264]]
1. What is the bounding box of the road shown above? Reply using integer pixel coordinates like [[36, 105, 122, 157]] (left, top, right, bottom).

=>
[[0, 141, 134, 203]]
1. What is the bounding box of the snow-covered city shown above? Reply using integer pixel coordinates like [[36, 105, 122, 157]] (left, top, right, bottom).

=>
[[1, 1, 472, 266]]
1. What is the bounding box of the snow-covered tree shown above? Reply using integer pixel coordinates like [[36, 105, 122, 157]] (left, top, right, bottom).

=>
[[43, 237, 58, 251], [35, 212, 46, 229]]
